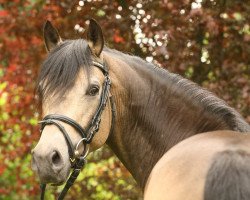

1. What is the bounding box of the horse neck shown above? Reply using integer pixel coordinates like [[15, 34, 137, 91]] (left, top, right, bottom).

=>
[[103, 50, 250, 189]]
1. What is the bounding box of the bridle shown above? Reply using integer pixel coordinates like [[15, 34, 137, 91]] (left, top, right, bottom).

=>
[[38, 61, 116, 200]]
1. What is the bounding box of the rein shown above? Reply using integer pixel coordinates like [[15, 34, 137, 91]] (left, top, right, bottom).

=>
[[38, 61, 115, 200]]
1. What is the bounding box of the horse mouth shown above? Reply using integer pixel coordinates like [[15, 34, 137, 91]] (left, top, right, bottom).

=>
[[39, 176, 65, 186], [33, 161, 71, 186], [37, 171, 68, 186], [51, 181, 65, 186]]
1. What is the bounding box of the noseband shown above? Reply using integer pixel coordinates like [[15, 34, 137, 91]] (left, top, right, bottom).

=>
[[39, 61, 116, 200]]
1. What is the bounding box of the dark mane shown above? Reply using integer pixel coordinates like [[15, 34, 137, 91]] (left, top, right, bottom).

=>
[[36, 39, 92, 104], [104, 48, 249, 132]]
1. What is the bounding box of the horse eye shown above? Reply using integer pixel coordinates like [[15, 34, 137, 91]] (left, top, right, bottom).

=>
[[88, 85, 100, 96]]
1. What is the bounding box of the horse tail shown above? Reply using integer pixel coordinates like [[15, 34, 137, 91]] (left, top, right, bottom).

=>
[[204, 149, 250, 200]]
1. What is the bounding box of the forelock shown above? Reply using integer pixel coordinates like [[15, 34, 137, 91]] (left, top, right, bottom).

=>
[[36, 39, 92, 104]]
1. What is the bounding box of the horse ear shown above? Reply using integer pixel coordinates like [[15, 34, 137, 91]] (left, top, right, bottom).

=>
[[43, 20, 62, 52], [86, 19, 104, 57]]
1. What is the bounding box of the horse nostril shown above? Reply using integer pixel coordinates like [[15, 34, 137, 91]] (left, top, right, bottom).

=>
[[50, 150, 64, 173], [51, 150, 62, 166]]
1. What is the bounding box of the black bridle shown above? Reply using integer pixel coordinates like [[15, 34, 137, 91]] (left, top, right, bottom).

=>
[[39, 61, 116, 200]]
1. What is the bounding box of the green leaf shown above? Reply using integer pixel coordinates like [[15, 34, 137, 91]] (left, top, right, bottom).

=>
[[1, 112, 9, 120], [96, 9, 105, 17], [29, 118, 38, 125]]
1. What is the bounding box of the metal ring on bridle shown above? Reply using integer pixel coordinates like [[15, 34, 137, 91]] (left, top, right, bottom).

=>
[[74, 138, 90, 159]]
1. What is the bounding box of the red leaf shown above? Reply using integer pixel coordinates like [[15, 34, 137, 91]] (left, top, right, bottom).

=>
[[0, 165, 6, 175], [0, 10, 8, 17], [7, 64, 17, 72], [113, 30, 125, 43]]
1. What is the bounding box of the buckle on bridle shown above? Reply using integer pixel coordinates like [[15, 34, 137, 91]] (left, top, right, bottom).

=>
[[69, 157, 76, 164]]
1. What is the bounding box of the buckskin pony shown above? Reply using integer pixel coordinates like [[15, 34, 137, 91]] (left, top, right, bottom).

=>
[[31, 19, 250, 199]]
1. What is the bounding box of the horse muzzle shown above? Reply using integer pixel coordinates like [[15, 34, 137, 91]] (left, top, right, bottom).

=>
[[31, 147, 70, 184]]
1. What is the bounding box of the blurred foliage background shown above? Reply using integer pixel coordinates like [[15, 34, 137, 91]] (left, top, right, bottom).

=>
[[0, 0, 249, 199]]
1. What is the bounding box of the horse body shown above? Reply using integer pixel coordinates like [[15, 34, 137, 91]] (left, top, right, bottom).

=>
[[144, 131, 250, 200], [102, 48, 250, 188], [32, 19, 250, 199]]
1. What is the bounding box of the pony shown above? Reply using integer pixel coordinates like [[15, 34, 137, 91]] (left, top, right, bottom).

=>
[[31, 19, 250, 199]]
